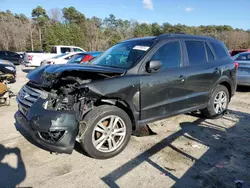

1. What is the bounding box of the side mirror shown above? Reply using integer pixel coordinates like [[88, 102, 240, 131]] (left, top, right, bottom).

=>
[[146, 60, 162, 73]]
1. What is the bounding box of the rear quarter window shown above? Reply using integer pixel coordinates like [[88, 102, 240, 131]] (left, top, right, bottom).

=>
[[210, 42, 229, 59], [205, 43, 215, 61], [73, 48, 84, 52]]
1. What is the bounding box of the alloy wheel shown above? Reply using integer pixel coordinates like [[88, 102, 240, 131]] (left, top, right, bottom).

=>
[[213, 91, 227, 114], [92, 115, 126, 153]]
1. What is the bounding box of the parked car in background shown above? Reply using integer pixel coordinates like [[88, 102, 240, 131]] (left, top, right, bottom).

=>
[[23, 45, 85, 67], [0, 51, 23, 65], [0, 59, 16, 82], [16, 34, 237, 159], [233, 52, 250, 86], [67, 51, 102, 64], [41, 52, 81, 66], [26, 50, 45, 53], [230, 49, 250, 56]]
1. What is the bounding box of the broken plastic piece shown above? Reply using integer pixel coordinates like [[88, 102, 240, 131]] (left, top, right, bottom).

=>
[[235, 180, 244, 188], [132, 124, 156, 137]]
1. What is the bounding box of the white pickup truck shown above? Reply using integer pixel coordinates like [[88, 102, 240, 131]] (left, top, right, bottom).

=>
[[23, 45, 85, 67]]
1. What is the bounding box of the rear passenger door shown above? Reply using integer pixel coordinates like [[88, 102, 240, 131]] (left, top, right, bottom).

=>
[[183, 40, 219, 109]]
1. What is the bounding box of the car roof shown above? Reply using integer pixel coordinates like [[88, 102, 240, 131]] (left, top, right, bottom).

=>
[[121, 33, 218, 43]]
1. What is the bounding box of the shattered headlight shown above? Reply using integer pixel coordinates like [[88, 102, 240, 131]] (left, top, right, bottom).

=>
[[43, 96, 71, 111]]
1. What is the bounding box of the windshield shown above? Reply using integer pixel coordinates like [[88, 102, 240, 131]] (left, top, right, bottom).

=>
[[67, 54, 85, 64], [52, 53, 67, 59], [90, 40, 153, 69]]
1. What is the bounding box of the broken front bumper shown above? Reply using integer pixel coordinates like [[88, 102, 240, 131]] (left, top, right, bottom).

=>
[[16, 97, 78, 154]]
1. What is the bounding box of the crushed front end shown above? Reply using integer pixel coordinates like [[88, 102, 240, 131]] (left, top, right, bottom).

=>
[[16, 84, 79, 154], [16, 65, 124, 154]]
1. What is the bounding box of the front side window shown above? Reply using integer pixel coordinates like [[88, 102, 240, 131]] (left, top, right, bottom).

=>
[[91, 41, 153, 69], [151, 41, 181, 69], [0, 51, 5, 56], [185, 41, 207, 66]]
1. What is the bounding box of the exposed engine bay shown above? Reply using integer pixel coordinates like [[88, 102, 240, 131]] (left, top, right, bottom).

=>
[[27, 70, 122, 120]]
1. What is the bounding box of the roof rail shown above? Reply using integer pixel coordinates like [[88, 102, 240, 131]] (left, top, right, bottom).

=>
[[156, 33, 191, 40]]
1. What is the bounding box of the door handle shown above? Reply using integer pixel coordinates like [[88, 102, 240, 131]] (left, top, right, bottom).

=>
[[178, 75, 186, 82]]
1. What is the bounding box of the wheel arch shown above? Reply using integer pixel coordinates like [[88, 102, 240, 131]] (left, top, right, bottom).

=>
[[218, 81, 232, 101], [99, 99, 137, 131], [215, 76, 233, 101]]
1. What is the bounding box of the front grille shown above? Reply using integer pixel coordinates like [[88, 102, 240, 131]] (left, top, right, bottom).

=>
[[17, 85, 41, 108]]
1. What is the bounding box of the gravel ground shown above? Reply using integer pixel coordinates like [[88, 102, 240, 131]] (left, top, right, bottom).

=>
[[0, 65, 250, 188]]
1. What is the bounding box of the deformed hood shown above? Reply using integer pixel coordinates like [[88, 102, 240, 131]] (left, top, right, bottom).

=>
[[27, 64, 125, 87]]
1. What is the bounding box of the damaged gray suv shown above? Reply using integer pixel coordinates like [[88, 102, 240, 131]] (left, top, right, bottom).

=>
[[16, 34, 237, 159]]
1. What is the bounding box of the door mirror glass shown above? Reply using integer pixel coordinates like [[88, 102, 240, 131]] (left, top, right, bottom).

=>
[[146, 60, 162, 73]]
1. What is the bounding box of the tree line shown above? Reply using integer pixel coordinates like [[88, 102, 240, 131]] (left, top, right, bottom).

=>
[[0, 6, 249, 52]]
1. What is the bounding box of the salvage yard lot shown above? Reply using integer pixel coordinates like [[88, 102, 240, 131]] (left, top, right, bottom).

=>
[[1, 65, 250, 188]]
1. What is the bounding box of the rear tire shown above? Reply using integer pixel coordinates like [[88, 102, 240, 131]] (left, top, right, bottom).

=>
[[79, 105, 132, 159], [202, 85, 229, 119]]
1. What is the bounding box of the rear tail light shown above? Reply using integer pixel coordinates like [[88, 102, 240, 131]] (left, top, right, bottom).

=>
[[28, 55, 33, 61], [81, 54, 94, 63], [234, 62, 239, 69]]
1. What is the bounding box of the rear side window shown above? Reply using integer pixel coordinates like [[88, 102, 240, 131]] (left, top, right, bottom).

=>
[[237, 54, 250, 61], [185, 41, 207, 65], [61, 48, 71, 53], [151, 41, 181, 69], [210, 42, 229, 59], [205, 43, 215, 61], [6, 51, 16, 56]]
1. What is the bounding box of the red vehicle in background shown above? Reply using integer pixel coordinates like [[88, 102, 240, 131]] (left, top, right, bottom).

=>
[[230, 49, 250, 56]]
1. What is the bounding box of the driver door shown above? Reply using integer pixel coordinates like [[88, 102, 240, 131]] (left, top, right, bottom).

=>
[[140, 40, 190, 121]]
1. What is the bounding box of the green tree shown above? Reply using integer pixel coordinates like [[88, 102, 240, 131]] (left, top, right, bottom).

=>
[[32, 6, 49, 49], [151, 22, 163, 36], [63, 6, 86, 24], [133, 23, 152, 37]]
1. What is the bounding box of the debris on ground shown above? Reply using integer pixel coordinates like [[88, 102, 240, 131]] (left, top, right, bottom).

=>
[[132, 124, 157, 137], [235, 180, 244, 188]]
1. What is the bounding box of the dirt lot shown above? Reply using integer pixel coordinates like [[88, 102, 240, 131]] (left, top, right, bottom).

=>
[[0, 65, 250, 188]]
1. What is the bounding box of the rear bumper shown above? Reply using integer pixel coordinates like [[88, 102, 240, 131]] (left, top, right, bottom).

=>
[[237, 75, 250, 86], [16, 98, 79, 154]]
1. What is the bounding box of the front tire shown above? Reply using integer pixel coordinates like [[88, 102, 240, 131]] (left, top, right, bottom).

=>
[[202, 85, 229, 119], [79, 105, 132, 159]]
